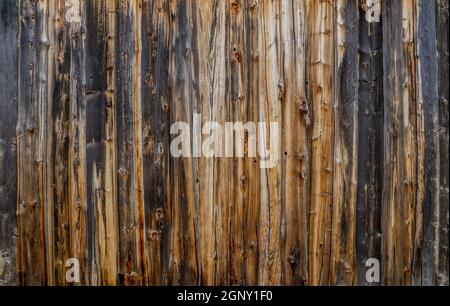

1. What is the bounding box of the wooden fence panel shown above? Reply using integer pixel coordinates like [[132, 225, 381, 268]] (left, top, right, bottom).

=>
[[0, 0, 448, 286]]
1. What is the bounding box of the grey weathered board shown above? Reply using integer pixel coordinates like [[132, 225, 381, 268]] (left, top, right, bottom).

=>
[[0, 0, 448, 286]]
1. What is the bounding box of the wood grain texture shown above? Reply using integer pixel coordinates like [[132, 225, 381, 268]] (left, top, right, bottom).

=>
[[0, 0, 19, 286], [356, 0, 384, 285], [0, 0, 448, 286]]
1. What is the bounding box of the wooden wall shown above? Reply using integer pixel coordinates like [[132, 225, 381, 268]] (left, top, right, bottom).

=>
[[0, 0, 448, 286]]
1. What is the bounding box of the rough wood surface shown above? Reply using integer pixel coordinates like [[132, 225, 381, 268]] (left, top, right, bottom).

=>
[[0, 0, 448, 286]]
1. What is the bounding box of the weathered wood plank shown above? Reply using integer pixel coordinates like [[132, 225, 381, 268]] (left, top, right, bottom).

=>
[[167, 0, 199, 285], [141, 0, 170, 286], [331, 0, 359, 286], [306, 0, 335, 286], [229, 0, 246, 286], [16, 0, 48, 285], [84, 0, 119, 285], [416, 0, 440, 286], [242, 0, 261, 286], [0, 0, 448, 286], [356, 0, 384, 286], [436, 0, 449, 287], [115, 0, 148, 285], [0, 0, 19, 286], [279, 0, 309, 286], [51, 0, 72, 285]]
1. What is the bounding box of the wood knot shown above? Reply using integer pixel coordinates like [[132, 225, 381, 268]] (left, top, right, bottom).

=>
[[231, 0, 240, 13], [143, 125, 154, 157], [233, 49, 242, 63], [161, 97, 169, 112], [155, 208, 164, 221], [278, 80, 285, 98], [149, 230, 161, 241], [288, 251, 298, 269], [144, 74, 152, 85], [25, 123, 35, 133], [240, 174, 247, 188]]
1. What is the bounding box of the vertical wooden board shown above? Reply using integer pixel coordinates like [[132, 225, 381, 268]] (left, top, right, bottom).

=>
[[400, 0, 418, 285], [167, 0, 199, 285], [84, 0, 106, 285], [255, 0, 270, 284], [67, 0, 88, 285], [115, 0, 134, 285], [0, 0, 19, 286], [331, 0, 359, 286], [435, 0, 449, 287], [279, 0, 293, 285], [379, 0, 422, 286], [229, 0, 245, 286], [115, 0, 148, 285], [141, 0, 170, 285], [264, 0, 283, 286], [242, 0, 261, 286], [102, 0, 120, 286], [194, 0, 226, 286], [104, 0, 120, 284], [280, 0, 309, 286], [306, 0, 335, 286], [36, 1, 51, 285], [211, 0, 230, 286], [294, 0, 310, 286], [252, 0, 283, 286], [413, 2, 426, 284], [356, 0, 384, 286], [381, 0, 406, 285], [51, 0, 72, 285], [84, 0, 120, 285], [103, 0, 120, 286], [131, 0, 148, 286], [416, 0, 440, 286], [44, 0, 56, 286], [16, 0, 48, 285]]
